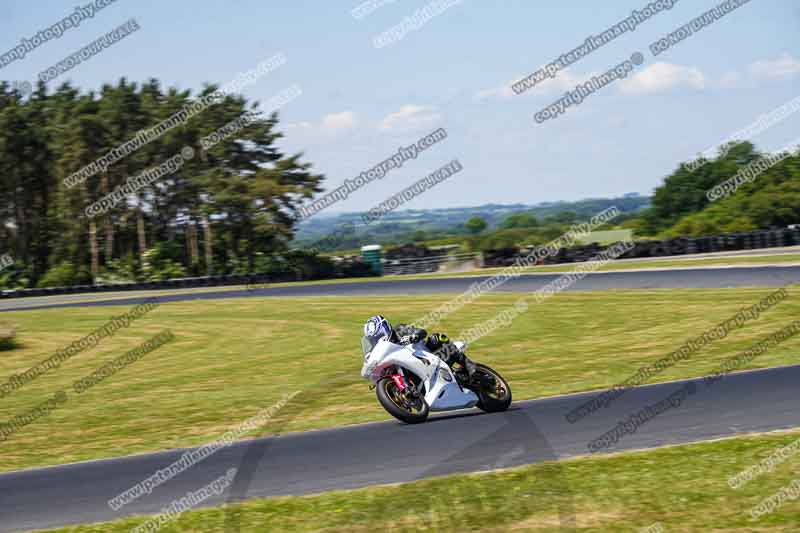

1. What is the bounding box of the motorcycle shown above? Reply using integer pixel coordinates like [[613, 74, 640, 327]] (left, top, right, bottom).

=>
[[360, 336, 512, 423]]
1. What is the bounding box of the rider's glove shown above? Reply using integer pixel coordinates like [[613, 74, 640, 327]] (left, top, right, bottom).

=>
[[400, 333, 421, 344], [429, 333, 449, 346]]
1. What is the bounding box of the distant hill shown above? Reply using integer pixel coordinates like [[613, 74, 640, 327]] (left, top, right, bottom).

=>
[[293, 195, 651, 247]]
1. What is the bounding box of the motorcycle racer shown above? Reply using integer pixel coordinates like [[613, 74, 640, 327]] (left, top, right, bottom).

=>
[[362, 315, 477, 378]]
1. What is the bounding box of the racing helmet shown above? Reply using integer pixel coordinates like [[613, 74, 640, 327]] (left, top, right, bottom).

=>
[[361, 315, 392, 356]]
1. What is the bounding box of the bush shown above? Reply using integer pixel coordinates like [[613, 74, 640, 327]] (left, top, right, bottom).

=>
[[0, 263, 33, 290], [284, 250, 336, 280], [338, 259, 378, 278], [97, 256, 140, 285], [0, 323, 18, 350], [37, 261, 92, 287], [141, 243, 188, 281]]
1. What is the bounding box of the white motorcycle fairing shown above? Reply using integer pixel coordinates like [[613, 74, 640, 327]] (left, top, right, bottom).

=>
[[361, 338, 478, 412]]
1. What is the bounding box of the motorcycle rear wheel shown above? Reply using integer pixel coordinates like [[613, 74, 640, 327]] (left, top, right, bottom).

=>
[[376, 377, 429, 424], [473, 363, 512, 412]]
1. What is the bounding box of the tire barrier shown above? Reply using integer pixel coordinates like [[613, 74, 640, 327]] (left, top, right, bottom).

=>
[[483, 228, 800, 268], [0, 260, 377, 300], [5, 228, 799, 299]]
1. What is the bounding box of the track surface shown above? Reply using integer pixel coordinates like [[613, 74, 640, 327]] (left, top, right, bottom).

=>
[[2, 364, 799, 532], [3, 265, 799, 312]]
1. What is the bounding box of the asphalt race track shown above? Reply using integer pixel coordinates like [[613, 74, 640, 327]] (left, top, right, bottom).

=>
[[2, 265, 799, 312], [2, 364, 799, 532]]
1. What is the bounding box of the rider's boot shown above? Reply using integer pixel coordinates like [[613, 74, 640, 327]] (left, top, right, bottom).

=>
[[460, 352, 477, 376], [448, 346, 476, 378]]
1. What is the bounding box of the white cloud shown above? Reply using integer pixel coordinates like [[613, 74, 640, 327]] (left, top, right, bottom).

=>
[[607, 115, 628, 128], [707, 54, 800, 89], [617, 62, 706, 95], [321, 111, 356, 132], [378, 104, 441, 131], [718, 71, 743, 89], [475, 69, 590, 100], [474, 85, 515, 100], [285, 121, 313, 131], [476, 54, 799, 100], [748, 53, 800, 81]]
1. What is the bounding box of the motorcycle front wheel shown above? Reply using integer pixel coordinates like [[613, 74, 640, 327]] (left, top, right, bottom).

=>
[[376, 377, 429, 424], [473, 363, 513, 413]]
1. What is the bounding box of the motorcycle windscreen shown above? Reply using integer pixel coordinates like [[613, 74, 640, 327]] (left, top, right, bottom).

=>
[[361, 335, 378, 357]]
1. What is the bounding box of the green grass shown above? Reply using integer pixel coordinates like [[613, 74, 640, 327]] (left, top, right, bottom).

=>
[[38, 429, 800, 532], [1, 287, 799, 474]]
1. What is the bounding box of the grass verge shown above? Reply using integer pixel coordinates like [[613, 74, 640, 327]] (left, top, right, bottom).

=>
[[38, 429, 800, 532]]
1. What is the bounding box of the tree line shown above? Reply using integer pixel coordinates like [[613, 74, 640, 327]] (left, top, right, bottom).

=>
[[0, 79, 323, 288], [625, 141, 800, 237]]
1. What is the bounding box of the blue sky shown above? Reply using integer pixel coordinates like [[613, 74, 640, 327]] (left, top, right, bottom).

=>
[[1, 0, 798, 216]]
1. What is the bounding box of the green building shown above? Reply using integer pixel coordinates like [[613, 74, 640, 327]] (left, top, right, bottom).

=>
[[360, 245, 383, 275]]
